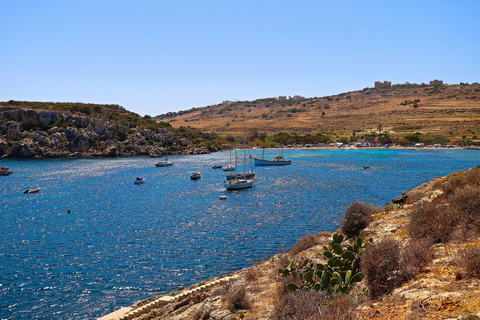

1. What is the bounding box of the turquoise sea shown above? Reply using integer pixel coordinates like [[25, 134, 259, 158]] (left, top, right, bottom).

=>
[[1, 148, 480, 319]]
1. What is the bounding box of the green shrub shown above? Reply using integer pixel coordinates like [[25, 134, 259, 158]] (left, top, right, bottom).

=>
[[20, 118, 40, 131], [341, 201, 375, 238]]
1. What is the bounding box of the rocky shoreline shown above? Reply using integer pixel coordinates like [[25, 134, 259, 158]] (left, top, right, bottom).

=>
[[0, 106, 213, 159]]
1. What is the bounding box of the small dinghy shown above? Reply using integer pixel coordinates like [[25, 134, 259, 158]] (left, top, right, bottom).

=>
[[23, 188, 41, 194], [134, 177, 145, 184]]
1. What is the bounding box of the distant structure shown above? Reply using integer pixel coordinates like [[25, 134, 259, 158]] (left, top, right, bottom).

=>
[[278, 96, 287, 100], [430, 79, 443, 86], [290, 95, 305, 100], [375, 81, 392, 89]]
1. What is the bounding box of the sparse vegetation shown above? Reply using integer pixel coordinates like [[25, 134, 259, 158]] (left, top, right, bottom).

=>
[[341, 201, 376, 238]]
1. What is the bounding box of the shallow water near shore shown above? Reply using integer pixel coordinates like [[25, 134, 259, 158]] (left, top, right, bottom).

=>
[[1, 148, 480, 319]]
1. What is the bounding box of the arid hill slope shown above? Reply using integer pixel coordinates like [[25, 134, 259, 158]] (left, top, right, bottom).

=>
[[155, 83, 480, 143]]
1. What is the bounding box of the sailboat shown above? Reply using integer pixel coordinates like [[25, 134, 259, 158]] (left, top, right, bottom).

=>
[[224, 127, 255, 190], [223, 148, 236, 171], [155, 158, 173, 167], [250, 145, 291, 166]]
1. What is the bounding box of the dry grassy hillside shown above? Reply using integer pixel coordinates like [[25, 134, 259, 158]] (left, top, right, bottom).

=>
[[156, 83, 480, 144]]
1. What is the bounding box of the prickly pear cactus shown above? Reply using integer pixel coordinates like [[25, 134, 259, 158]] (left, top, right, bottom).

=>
[[279, 231, 373, 294]]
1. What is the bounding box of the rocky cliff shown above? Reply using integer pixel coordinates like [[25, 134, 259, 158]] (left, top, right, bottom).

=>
[[0, 106, 202, 158]]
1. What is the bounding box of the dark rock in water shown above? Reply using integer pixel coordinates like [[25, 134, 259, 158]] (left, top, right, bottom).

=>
[[392, 194, 408, 205], [105, 147, 117, 157]]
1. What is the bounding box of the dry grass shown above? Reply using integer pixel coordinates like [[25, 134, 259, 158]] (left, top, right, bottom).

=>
[[162, 84, 480, 143], [221, 283, 250, 311], [288, 234, 318, 256], [458, 244, 480, 279]]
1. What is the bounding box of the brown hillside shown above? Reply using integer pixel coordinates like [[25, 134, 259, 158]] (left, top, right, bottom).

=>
[[156, 83, 480, 143]]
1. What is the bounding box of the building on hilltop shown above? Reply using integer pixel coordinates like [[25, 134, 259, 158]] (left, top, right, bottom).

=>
[[375, 81, 392, 89], [290, 95, 305, 100], [430, 79, 443, 86]]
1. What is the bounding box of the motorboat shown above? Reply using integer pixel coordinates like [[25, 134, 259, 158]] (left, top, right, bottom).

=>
[[155, 158, 173, 167], [251, 146, 291, 166], [0, 166, 12, 176], [190, 172, 202, 180], [23, 188, 40, 194], [212, 163, 222, 169], [134, 177, 145, 184]]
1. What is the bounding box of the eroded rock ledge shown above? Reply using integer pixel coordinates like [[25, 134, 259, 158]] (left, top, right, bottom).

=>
[[0, 106, 209, 158]]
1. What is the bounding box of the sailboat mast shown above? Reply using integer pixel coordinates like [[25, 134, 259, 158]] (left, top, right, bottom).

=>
[[243, 126, 247, 175]]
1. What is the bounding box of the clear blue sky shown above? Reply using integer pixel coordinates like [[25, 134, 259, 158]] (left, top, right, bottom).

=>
[[1, 1, 479, 116]]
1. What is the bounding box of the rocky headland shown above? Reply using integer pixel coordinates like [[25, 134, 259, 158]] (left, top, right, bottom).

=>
[[99, 166, 480, 320], [0, 105, 211, 158]]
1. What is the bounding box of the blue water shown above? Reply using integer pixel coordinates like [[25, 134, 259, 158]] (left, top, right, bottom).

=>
[[1, 148, 480, 319]]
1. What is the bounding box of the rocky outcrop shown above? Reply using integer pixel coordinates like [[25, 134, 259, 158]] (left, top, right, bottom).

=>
[[0, 106, 193, 158]]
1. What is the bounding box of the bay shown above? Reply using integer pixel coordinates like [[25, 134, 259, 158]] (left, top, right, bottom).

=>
[[1, 148, 480, 319]]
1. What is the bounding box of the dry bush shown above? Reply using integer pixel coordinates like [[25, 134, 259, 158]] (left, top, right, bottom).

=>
[[464, 167, 480, 185], [244, 266, 262, 282], [400, 239, 434, 281], [341, 201, 376, 238], [450, 186, 480, 234], [458, 245, 480, 278], [431, 179, 444, 191], [318, 293, 358, 320], [442, 173, 466, 196], [404, 191, 428, 205], [221, 284, 250, 311], [289, 234, 318, 256], [274, 290, 328, 320], [361, 239, 402, 299], [407, 201, 459, 244]]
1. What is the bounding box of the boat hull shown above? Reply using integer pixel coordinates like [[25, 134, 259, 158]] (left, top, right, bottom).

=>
[[155, 162, 173, 167], [224, 179, 255, 190], [251, 157, 291, 166]]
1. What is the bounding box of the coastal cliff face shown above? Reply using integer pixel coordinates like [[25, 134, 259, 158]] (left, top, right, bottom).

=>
[[101, 167, 480, 320], [0, 106, 199, 158]]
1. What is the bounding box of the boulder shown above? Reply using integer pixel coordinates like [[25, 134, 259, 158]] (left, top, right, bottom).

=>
[[392, 194, 408, 205], [105, 147, 117, 157]]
